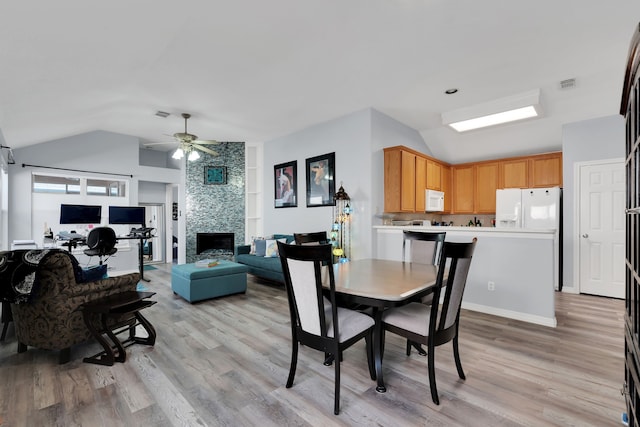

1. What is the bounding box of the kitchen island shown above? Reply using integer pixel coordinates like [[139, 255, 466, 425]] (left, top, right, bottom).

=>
[[374, 226, 557, 327]]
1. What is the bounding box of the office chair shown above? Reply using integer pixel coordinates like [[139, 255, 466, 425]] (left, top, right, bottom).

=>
[[84, 227, 118, 265]]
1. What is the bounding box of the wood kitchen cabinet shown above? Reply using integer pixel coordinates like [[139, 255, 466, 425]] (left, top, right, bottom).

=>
[[441, 165, 451, 212], [384, 147, 416, 212], [452, 165, 474, 213], [383, 145, 562, 214], [415, 156, 426, 211], [475, 162, 499, 213], [529, 152, 562, 188], [426, 160, 442, 190], [500, 158, 529, 188]]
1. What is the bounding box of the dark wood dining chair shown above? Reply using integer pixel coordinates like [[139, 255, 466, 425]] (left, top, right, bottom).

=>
[[277, 241, 376, 415], [293, 231, 329, 245], [402, 230, 446, 265], [381, 238, 477, 405], [402, 230, 446, 356]]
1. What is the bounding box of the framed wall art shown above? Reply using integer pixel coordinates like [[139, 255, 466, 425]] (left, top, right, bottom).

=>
[[274, 161, 297, 208], [204, 166, 227, 185], [305, 152, 335, 207]]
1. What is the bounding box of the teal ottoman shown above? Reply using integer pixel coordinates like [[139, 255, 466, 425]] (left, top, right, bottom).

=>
[[171, 260, 248, 303]]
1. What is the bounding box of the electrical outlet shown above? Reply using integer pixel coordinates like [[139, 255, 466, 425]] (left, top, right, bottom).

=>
[[488, 281, 495, 291]]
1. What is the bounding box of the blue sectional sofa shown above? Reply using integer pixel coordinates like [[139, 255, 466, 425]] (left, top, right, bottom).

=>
[[234, 234, 294, 284]]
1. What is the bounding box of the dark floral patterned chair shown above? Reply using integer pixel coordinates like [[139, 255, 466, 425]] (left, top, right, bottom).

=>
[[3, 249, 139, 364]]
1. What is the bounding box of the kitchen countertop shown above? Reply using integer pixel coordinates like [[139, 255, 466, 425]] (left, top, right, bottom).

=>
[[373, 225, 556, 234]]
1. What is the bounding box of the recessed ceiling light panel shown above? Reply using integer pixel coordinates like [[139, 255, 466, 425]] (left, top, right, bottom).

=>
[[442, 89, 542, 132]]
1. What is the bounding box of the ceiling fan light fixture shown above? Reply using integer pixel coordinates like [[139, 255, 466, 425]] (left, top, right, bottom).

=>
[[188, 150, 200, 161], [172, 147, 184, 160]]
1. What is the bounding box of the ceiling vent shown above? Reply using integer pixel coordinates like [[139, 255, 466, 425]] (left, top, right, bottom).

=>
[[560, 78, 576, 90], [155, 111, 170, 118]]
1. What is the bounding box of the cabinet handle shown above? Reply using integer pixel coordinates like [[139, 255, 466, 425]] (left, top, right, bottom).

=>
[[627, 207, 640, 214], [582, 234, 589, 238]]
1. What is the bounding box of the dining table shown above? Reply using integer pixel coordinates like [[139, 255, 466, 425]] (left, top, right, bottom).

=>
[[324, 259, 440, 392]]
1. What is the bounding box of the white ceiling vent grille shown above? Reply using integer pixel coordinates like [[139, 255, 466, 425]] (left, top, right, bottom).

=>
[[155, 111, 170, 118], [560, 78, 576, 89]]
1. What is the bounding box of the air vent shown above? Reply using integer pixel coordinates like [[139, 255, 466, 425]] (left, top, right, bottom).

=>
[[560, 78, 576, 89], [155, 111, 170, 118]]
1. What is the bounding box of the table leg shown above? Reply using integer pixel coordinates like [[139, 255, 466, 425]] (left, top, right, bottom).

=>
[[103, 317, 127, 363], [373, 307, 386, 393], [138, 239, 150, 282], [82, 312, 116, 366], [133, 311, 156, 345]]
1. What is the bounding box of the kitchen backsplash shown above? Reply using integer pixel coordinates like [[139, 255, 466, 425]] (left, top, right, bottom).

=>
[[378, 213, 496, 227]]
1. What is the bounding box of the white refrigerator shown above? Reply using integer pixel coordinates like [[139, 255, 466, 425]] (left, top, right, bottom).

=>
[[495, 187, 562, 290]]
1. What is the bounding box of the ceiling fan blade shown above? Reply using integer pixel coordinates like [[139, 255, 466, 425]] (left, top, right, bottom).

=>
[[144, 141, 177, 146], [193, 139, 219, 145], [194, 145, 219, 156]]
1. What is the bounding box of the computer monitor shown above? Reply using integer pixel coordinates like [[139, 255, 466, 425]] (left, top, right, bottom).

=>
[[108, 206, 145, 226], [59, 204, 102, 224]]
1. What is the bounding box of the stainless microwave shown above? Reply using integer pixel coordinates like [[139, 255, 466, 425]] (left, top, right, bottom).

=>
[[425, 189, 445, 212]]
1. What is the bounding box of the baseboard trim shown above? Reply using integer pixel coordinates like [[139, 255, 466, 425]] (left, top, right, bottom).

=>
[[461, 301, 557, 328]]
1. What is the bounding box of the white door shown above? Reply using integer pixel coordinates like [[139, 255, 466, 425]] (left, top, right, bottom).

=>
[[578, 160, 625, 298]]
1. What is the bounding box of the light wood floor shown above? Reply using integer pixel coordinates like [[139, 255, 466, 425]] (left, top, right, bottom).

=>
[[0, 264, 626, 426]]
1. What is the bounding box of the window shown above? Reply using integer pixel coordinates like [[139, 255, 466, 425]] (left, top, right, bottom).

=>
[[32, 175, 80, 194], [86, 179, 126, 197], [32, 174, 127, 197]]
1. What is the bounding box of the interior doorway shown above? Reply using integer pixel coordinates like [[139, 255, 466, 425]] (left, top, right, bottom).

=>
[[141, 203, 164, 265], [576, 159, 625, 298]]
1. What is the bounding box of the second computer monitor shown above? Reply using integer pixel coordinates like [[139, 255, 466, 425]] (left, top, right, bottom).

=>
[[108, 206, 145, 227]]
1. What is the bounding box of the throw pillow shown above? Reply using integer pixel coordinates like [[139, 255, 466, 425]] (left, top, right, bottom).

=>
[[250, 237, 265, 255], [254, 239, 267, 257], [264, 239, 278, 257], [265, 238, 287, 257], [79, 264, 108, 283]]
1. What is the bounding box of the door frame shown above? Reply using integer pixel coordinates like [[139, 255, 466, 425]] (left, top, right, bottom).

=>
[[572, 157, 625, 295], [140, 203, 165, 264]]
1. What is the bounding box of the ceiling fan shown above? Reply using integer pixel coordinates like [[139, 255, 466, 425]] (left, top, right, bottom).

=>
[[145, 113, 219, 161]]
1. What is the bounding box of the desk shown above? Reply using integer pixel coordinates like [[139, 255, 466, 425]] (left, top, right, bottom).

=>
[[117, 235, 153, 282], [326, 259, 439, 392]]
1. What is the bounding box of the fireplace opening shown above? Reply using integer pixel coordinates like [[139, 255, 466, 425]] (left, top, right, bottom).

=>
[[196, 233, 234, 255]]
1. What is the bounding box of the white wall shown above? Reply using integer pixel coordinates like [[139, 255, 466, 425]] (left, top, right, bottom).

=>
[[262, 108, 428, 260], [139, 181, 168, 204], [561, 114, 625, 291]]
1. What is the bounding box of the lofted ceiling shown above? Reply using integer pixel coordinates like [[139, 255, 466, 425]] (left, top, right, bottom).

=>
[[1, 1, 639, 163]]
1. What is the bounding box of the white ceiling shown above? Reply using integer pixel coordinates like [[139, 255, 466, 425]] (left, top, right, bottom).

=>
[[1, 1, 639, 163]]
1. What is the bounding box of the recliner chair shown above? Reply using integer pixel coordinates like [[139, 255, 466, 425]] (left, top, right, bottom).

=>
[[84, 227, 118, 265]]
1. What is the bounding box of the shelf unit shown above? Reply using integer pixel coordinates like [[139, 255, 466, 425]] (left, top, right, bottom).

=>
[[245, 143, 263, 243]]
